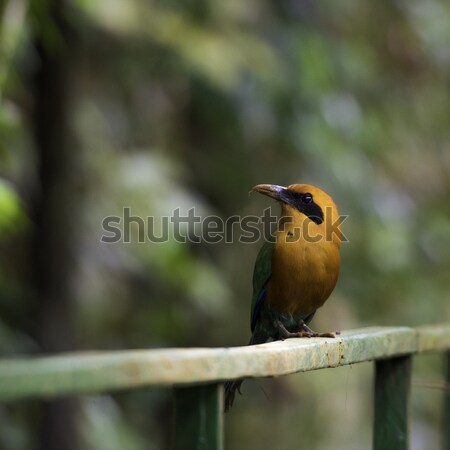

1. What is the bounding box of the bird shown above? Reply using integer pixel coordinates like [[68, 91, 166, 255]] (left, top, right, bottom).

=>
[[224, 183, 342, 411]]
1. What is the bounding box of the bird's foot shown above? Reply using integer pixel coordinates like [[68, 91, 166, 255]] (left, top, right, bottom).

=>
[[275, 320, 338, 340], [274, 320, 299, 339], [297, 320, 337, 338]]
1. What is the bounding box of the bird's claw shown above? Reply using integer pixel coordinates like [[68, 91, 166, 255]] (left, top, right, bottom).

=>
[[295, 331, 313, 338], [316, 332, 336, 338], [295, 331, 335, 338], [297, 320, 336, 338], [275, 319, 336, 339]]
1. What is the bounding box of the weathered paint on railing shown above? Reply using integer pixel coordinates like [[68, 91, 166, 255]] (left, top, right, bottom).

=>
[[416, 324, 450, 352], [2, 325, 449, 402]]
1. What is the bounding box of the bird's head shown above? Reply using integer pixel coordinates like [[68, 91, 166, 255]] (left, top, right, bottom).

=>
[[252, 183, 342, 244]]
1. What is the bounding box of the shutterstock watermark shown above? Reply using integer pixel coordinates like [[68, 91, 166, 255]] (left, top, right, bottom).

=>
[[101, 207, 349, 244]]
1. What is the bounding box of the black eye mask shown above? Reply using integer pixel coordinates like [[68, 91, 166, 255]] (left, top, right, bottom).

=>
[[280, 191, 324, 225]]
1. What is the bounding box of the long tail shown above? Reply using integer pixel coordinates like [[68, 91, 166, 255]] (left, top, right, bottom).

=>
[[224, 379, 243, 412]]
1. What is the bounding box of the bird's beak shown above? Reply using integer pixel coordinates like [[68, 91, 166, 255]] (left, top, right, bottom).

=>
[[251, 184, 289, 202]]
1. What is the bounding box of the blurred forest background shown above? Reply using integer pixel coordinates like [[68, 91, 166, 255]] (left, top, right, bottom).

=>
[[0, 0, 449, 449]]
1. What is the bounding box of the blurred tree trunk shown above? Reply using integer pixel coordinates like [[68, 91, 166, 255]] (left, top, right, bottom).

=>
[[30, 0, 80, 449]]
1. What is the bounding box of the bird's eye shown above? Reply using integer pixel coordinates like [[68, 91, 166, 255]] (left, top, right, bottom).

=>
[[302, 193, 313, 204]]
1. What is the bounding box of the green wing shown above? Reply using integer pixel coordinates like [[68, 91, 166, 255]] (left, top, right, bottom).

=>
[[250, 240, 274, 332]]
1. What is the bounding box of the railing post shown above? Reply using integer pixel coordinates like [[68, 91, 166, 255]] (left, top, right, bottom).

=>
[[445, 352, 450, 450], [173, 383, 223, 450], [373, 355, 412, 450]]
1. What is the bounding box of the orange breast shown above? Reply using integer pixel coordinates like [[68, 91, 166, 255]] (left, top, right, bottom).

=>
[[267, 223, 340, 316]]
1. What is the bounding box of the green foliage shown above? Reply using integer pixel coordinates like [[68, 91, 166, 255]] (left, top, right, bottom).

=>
[[0, 178, 27, 236]]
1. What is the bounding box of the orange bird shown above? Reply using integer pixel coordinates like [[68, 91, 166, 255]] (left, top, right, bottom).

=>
[[225, 184, 342, 411]]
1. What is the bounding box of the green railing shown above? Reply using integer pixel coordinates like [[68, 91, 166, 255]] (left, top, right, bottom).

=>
[[0, 324, 449, 449]]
